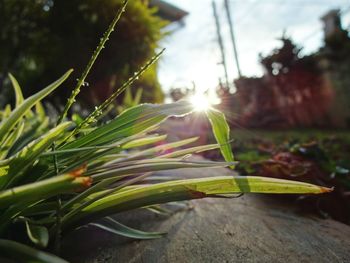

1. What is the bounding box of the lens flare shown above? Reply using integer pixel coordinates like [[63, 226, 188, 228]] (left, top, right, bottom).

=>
[[189, 93, 218, 111]]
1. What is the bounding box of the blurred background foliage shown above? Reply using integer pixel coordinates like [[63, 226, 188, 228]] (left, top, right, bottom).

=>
[[0, 0, 166, 110], [201, 129, 350, 224]]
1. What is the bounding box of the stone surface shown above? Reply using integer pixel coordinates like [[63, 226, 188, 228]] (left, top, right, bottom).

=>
[[62, 162, 350, 263]]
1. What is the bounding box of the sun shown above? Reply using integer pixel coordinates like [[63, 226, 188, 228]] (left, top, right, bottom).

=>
[[190, 93, 211, 111], [189, 92, 221, 111]]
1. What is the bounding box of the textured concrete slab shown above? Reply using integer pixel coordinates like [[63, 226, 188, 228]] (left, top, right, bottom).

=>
[[62, 162, 350, 263]]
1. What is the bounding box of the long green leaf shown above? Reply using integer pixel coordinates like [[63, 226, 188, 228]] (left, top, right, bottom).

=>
[[62, 100, 193, 149], [0, 122, 72, 188], [61, 172, 154, 220], [50, 133, 153, 178], [91, 159, 235, 181], [106, 137, 199, 164], [121, 134, 167, 149], [8, 73, 34, 119], [62, 176, 332, 229], [25, 220, 49, 248], [0, 75, 30, 158], [8, 73, 24, 107], [159, 144, 219, 158], [0, 70, 73, 142], [206, 108, 234, 164], [90, 217, 164, 239], [0, 171, 91, 209], [0, 200, 44, 234], [0, 121, 24, 159], [7, 116, 49, 157], [0, 239, 67, 263]]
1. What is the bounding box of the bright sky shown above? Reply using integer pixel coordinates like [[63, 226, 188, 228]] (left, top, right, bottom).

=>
[[158, 0, 350, 95]]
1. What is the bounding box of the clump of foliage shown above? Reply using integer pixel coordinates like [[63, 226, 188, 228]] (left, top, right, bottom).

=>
[[0, 0, 165, 108], [204, 130, 349, 224], [0, 2, 331, 262]]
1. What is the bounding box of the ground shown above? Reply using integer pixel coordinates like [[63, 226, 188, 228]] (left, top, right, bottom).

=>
[[62, 159, 350, 263]]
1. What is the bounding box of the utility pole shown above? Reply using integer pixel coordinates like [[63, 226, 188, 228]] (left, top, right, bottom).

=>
[[224, 0, 242, 78], [212, 0, 229, 87]]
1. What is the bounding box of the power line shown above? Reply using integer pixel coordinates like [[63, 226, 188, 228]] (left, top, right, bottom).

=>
[[224, 0, 242, 77], [212, 0, 229, 87]]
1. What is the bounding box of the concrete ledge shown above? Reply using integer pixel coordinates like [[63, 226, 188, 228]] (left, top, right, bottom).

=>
[[62, 163, 350, 263]]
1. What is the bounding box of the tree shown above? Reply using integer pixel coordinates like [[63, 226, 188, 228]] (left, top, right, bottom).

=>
[[258, 36, 329, 127], [0, 0, 165, 109]]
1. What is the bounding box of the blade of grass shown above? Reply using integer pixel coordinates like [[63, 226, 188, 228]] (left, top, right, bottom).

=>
[[57, 0, 129, 125], [8, 73, 24, 107], [0, 122, 72, 189], [159, 144, 219, 158], [90, 217, 165, 239], [8, 73, 34, 119], [121, 135, 167, 149], [62, 176, 332, 229], [206, 108, 234, 164], [0, 170, 91, 209], [90, 159, 236, 181], [0, 70, 73, 143], [24, 220, 49, 248], [107, 137, 199, 164], [72, 49, 165, 136], [0, 239, 68, 263], [62, 100, 193, 150], [0, 121, 24, 159]]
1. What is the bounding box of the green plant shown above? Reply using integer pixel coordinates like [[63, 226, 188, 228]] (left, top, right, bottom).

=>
[[0, 2, 332, 262]]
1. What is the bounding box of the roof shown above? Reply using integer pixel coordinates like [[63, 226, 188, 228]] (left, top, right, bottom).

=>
[[149, 0, 188, 22]]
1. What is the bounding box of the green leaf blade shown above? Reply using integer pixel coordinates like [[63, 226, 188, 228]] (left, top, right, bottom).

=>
[[206, 108, 234, 164], [62, 100, 193, 149], [0, 239, 68, 263], [0, 70, 73, 142], [91, 217, 164, 240], [0, 122, 72, 188], [0, 171, 91, 209], [25, 221, 49, 248], [63, 176, 332, 229], [8, 73, 24, 107]]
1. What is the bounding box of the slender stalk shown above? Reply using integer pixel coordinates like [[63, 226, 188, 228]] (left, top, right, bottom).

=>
[[54, 194, 61, 251], [56, 0, 128, 125], [71, 48, 165, 137], [51, 0, 128, 253], [53, 148, 61, 254]]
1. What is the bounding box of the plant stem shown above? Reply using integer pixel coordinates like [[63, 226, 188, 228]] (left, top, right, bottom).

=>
[[51, 0, 128, 253], [52, 145, 61, 254], [71, 48, 165, 137], [54, 195, 62, 254], [56, 0, 128, 125]]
